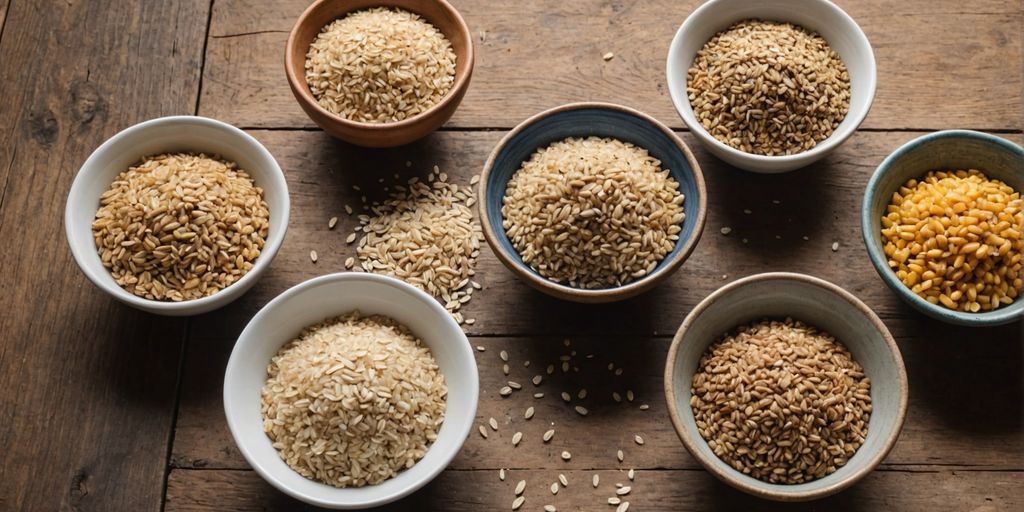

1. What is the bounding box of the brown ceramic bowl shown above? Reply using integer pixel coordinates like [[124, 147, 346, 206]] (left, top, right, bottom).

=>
[[664, 272, 908, 501], [285, 0, 474, 147]]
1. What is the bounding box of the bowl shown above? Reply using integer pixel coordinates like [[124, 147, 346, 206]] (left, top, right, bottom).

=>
[[223, 272, 478, 509], [666, 0, 876, 173], [64, 115, 290, 316], [478, 102, 708, 303], [861, 130, 1024, 326], [285, 0, 474, 148], [664, 272, 908, 501]]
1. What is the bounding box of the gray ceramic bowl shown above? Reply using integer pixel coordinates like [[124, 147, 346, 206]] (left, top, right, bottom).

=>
[[664, 272, 908, 501], [861, 130, 1024, 326], [478, 102, 708, 303]]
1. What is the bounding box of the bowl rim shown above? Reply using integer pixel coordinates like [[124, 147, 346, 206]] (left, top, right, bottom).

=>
[[663, 271, 909, 501], [63, 115, 290, 314], [284, 0, 475, 131], [665, 0, 877, 167], [478, 101, 708, 302], [223, 272, 479, 509], [860, 129, 1024, 326]]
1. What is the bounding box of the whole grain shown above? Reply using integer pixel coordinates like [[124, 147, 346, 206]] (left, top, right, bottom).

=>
[[92, 153, 269, 301], [687, 20, 851, 155], [690, 319, 871, 484], [881, 169, 1022, 312], [260, 312, 446, 487], [305, 8, 456, 123], [501, 136, 685, 289], [356, 171, 483, 319]]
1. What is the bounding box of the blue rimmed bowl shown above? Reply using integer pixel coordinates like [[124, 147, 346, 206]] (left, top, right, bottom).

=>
[[478, 102, 708, 303], [861, 130, 1024, 326]]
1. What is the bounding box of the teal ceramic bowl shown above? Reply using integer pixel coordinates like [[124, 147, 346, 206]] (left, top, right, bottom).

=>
[[861, 130, 1024, 326], [478, 102, 708, 303]]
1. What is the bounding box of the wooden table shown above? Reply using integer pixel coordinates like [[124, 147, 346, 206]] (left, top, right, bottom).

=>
[[1, 0, 1021, 510]]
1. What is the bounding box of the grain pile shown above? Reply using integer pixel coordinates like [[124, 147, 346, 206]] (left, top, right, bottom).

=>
[[261, 312, 446, 488], [687, 20, 851, 156], [691, 319, 871, 484], [355, 170, 482, 322], [882, 169, 1022, 312], [91, 153, 269, 301], [501, 136, 685, 289], [305, 7, 457, 123]]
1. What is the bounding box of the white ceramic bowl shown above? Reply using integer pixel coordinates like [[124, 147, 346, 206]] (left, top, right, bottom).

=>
[[665, 272, 908, 501], [64, 116, 290, 316], [666, 0, 876, 173], [224, 273, 479, 509]]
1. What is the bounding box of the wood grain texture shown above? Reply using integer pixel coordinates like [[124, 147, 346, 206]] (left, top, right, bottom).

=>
[[165, 467, 1022, 511], [172, 329, 1023, 472], [0, 0, 208, 510], [0, 0, 10, 43], [184, 130, 1024, 337], [197, 0, 1024, 130]]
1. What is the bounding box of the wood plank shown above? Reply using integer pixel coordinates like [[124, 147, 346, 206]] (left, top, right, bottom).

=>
[[171, 325, 1023, 473], [198, 0, 1024, 130], [0, 1, 10, 42], [165, 468, 1023, 511], [0, 1, 208, 510], [187, 130, 1024, 338]]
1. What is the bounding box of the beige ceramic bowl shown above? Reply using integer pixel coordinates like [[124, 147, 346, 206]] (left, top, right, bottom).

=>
[[664, 272, 908, 501], [285, 0, 474, 147]]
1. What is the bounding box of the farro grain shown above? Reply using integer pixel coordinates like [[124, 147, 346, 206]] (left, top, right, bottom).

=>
[[691, 318, 871, 484], [92, 153, 269, 301]]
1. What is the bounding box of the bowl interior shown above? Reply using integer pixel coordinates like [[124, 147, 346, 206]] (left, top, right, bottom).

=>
[[224, 274, 478, 508], [668, 275, 906, 499], [483, 106, 704, 288], [862, 131, 1024, 325], [65, 116, 288, 313], [666, 0, 874, 162], [287, 0, 472, 124]]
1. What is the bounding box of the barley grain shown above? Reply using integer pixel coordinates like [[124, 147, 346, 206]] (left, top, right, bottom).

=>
[[501, 137, 685, 289], [305, 8, 456, 123]]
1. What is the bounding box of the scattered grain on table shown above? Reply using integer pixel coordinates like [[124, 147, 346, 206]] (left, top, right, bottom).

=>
[[355, 171, 482, 318]]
